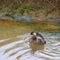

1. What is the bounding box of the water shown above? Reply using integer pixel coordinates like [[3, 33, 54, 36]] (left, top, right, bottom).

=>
[[0, 20, 60, 60]]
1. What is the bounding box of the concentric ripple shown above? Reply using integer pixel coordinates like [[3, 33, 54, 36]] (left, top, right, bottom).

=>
[[0, 33, 60, 60]]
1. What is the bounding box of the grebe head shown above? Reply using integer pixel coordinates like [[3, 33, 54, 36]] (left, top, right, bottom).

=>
[[30, 32, 37, 40], [30, 32, 36, 36]]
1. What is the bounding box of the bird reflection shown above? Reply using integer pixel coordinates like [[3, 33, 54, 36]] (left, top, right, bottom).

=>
[[29, 42, 44, 54]]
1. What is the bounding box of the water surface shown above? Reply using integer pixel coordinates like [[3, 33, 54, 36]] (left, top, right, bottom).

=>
[[0, 20, 60, 60]]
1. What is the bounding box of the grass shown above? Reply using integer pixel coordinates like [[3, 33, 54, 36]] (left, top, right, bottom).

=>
[[5, 14, 15, 19]]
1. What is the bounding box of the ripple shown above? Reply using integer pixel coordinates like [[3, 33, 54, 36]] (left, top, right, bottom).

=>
[[0, 33, 60, 60]]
